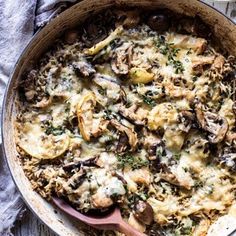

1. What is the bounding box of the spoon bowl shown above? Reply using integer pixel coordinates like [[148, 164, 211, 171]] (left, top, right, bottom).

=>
[[52, 197, 146, 236]]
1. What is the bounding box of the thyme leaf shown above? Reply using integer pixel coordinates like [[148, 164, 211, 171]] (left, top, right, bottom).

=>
[[142, 95, 156, 107], [154, 36, 184, 74], [45, 125, 65, 136], [117, 154, 149, 170]]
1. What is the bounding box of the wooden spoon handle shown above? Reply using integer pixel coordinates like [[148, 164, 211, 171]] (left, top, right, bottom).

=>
[[117, 219, 146, 236]]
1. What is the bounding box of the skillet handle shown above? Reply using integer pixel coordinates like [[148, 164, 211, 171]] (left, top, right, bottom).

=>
[[117, 219, 146, 236]]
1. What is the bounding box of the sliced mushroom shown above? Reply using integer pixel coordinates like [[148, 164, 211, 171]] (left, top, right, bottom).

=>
[[118, 103, 148, 126], [110, 119, 138, 151], [126, 168, 151, 186], [192, 55, 215, 75], [33, 96, 52, 108], [72, 61, 96, 77], [142, 130, 162, 160], [91, 119, 109, 138], [212, 55, 225, 72], [117, 133, 129, 153], [67, 170, 86, 190], [84, 26, 123, 56], [219, 153, 236, 172], [63, 157, 99, 172], [147, 13, 170, 33], [178, 110, 195, 132], [111, 41, 133, 75], [23, 69, 37, 101], [93, 73, 121, 101], [129, 67, 155, 84], [116, 10, 140, 28], [159, 171, 193, 190], [196, 105, 228, 143], [133, 200, 154, 225]]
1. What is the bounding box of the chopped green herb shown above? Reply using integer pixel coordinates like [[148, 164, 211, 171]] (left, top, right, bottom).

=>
[[127, 191, 149, 208], [117, 154, 149, 170], [45, 125, 65, 136], [156, 145, 165, 158], [65, 101, 71, 113], [167, 59, 184, 74], [125, 100, 133, 108], [98, 88, 106, 95], [173, 153, 181, 160], [103, 109, 120, 120], [138, 192, 148, 201], [192, 76, 198, 82], [155, 36, 184, 74], [186, 48, 193, 55], [142, 95, 156, 107], [194, 180, 204, 189], [180, 226, 192, 235]]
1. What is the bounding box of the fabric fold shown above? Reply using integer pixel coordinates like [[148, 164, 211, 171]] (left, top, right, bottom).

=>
[[0, 0, 76, 235]]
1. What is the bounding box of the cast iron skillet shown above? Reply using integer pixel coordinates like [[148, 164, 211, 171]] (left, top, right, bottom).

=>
[[2, 0, 236, 235]]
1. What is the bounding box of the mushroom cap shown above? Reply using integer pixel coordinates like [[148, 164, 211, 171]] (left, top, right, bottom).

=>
[[133, 200, 154, 225], [196, 105, 228, 143], [147, 13, 170, 32]]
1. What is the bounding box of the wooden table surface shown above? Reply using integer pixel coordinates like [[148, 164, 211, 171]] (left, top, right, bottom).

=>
[[12, 1, 236, 236]]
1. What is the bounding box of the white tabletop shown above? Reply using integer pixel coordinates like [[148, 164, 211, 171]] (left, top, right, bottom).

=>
[[12, 1, 236, 235]]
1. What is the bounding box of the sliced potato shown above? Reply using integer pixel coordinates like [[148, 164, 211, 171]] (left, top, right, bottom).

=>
[[129, 67, 154, 84], [84, 26, 123, 56], [19, 133, 69, 159]]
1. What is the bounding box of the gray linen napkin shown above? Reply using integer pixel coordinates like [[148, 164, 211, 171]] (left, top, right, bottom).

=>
[[0, 1, 76, 235]]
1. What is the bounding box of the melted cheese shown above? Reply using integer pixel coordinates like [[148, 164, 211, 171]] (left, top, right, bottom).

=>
[[15, 16, 236, 236]]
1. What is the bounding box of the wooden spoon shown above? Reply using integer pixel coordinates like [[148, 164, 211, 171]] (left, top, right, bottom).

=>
[[52, 197, 146, 236]]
